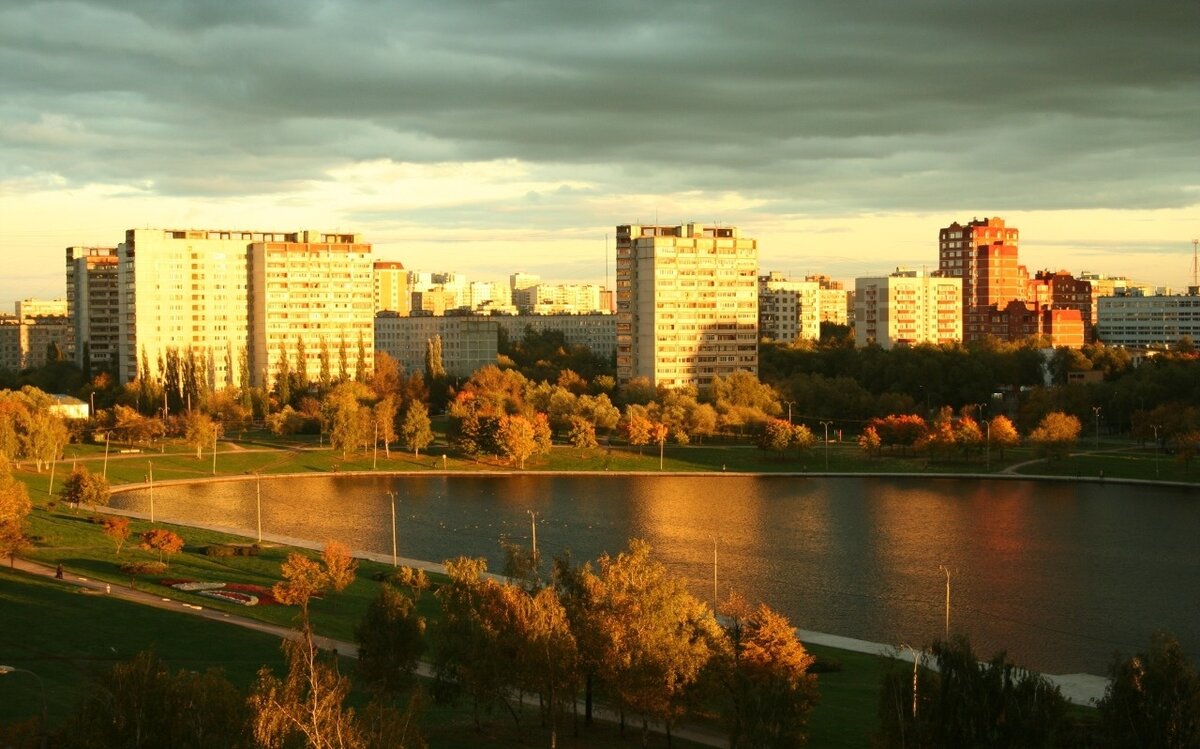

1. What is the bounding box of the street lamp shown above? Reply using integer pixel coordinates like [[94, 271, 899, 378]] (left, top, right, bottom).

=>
[[820, 421, 833, 471], [984, 419, 992, 472], [526, 509, 538, 561], [782, 400, 795, 424], [938, 565, 953, 641], [387, 490, 398, 567], [1152, 424, 1162, 477], [255, 473, 263, 543], [0, 665, 47, 748], [1092, 406, 1102, 450]]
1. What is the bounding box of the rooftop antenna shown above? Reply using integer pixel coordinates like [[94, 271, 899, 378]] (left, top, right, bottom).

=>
[[1193, 238, 1198, 288], [605, 233, 609, 290]]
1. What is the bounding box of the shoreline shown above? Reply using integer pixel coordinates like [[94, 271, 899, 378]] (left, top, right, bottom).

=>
[[98, 502, 1111, 706]]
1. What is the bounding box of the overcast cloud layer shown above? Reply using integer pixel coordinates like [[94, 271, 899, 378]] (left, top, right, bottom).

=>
[[1, 0, 1198, 297]]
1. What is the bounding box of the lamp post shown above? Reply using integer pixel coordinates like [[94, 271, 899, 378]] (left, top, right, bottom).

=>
[[147, 460, 154, 523], [711, 536, 719, 612], [984, 419, 991, 472], [898, 646, 922, 719], [0, 665, 47, 748], [783, 400, 795, 424], [1092, 406, 1102, 450], [526, 509, 538, 561], [102, 432, 110, 481], [387, 490, 398, 567], [820, 421, 833, 471], [938, 565, 953, 641], [211, 431, 217, 476], [1152, 424, 1162, 477], [255, 473, 262, 543]]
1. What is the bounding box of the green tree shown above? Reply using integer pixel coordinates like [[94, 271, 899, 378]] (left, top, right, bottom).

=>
[[1098, 632, 1200, 749], [0, 458, 32, 567], [184, 410, 220, 460], [373, 395, 398, 458], [757, 418, 794, 457], [496, 413, 538, 469], [424, 335, 446, 381], [275, 340, 292, 408], [323, 382, 373, 459], [356, 569, 428, 697], [61, 465, 110, 509], [62, 650, 251, 749], [295, 335, 310, 392], [319, 336, 333, 392], [398, 401, 434, 457]]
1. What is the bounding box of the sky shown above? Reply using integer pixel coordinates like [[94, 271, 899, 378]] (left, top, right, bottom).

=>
[[2, 0, 1198, 310]]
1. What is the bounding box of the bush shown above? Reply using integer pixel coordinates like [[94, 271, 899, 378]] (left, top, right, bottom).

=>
[[204, 544, 236, 557], [235, 544, 261, 557]]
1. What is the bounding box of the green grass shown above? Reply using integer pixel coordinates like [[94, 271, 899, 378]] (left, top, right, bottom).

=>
[[805, 644, 891, 748], [1013, 446, 1199, 483]]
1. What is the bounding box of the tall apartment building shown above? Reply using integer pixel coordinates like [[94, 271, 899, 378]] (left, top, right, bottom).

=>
[[1027, 270, 1094, 342], [758, 273, 821, 343], [374, 261, 410, 315], [807, 276, 851, 327], [938, 217, 1027, 341], [116, 228, 372, 389], [855, 269, 962, 349], [616, 223, 758, 388], [509, 272, 541, 310], [527, 283, 605, 314], [250, 236, 374, 387], [66, 247, 120, 371]]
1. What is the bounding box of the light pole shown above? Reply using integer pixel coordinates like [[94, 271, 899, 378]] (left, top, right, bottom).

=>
[[938, 564, 953, 641], [211, 431, 217, 476], [526, 509, 538, 561], [984, 420, 991, 472], [147, 460, 154, 523], [103, 432, 110, 481], [1092, 406, 1102, 450], [1152, 424, 1162, 477], [783, 400, 795, 424], [255, 473, 262, 543], [0, 665, 47, 748], [387, 490, 398, 567], [898, 645, 922, 719], [820, 421, 833, 471]]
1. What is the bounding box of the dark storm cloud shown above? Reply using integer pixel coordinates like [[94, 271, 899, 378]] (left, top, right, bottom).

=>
[[1, 0, 1196, 214]]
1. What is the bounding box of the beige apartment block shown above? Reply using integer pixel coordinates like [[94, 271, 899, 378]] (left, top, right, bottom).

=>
[[250, 236, 374, 388], [374, 313, 498, 377], [374, 261, 410, 315], [117, 228, 373, 390], [855, 269, 962, 348], [15, 298, 68, 318], [66, 247, 120, 371], [0, 315, 72, 371], [616, 223, 758, 388], [492, 312, 617, 359], [117, 228, 253, 385]]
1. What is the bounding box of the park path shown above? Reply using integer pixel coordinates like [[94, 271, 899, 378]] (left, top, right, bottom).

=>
[[6, 556, 730, 748]]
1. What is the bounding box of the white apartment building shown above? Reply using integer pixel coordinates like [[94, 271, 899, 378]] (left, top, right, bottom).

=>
[[855, 269, 962, 348], [15, 298, 68, 318], [250, 236, 374, 387], [67, 247, 120, 371], [528, 283, 605, 315], [616, 223, 758, 388], [116, 228, 373, 389], [492, 312, 617, 359], [374, 314, 498, 377], [1096, 291, 1200, 348], [0, 315, 72, 371]]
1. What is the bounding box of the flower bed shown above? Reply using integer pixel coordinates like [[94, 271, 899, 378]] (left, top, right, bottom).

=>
[[159, 578, 277, 606]]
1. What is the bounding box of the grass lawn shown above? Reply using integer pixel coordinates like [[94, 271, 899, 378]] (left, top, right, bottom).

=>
[[1014, 446, 1199, 483]]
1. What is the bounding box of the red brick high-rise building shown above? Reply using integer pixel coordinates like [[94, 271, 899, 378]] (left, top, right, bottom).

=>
[[938, 217, 1029, 342], [1027, 269, 1094, 342]]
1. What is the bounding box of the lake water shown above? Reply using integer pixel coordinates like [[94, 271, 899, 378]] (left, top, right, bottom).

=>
[[113, 474, 1199, 675]]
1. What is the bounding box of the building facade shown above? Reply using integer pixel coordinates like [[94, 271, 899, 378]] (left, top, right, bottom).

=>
[[0, 316, 72, 371], [616, 223, 758, 388], [855, 270, 962, 348], [758, 273, 821, 343], [1096, 291, 1200, 348], [249, 236, 374, 388], [492, 312, 617, 359], [66, 247, 120, 372], [1027, 270, 1094, 342], [15, 298, 68, 318], [938, 217, 1027, 341], [374, 261, 410, 315], [374, 314, 499, 377]]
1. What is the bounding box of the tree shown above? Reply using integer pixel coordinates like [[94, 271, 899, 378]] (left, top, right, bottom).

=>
[[319, 336, 334, 392], [323, 382, 373, 459], [398, 401, 434, 457], [118, 560, 166, 589], [424, 335, 445, 381], [356, 570, 428, 697], [1098, 632, 1200, 749], [622, 408, 654, 454], [102, 516, 131, 557], [139, 528, 184, 568], [567, 415, 598, 456], [250, 626, 366, 749], [0, 461, 31, 567], [716, 593, 818, 748], [63, 650, 251, 749], [757, 418, 794, 457], [60, 465, 110, 509], [322, 540, 358, 597], [858, 426, 882, 457], [275, 340, 292, 408], [496, 413, 538, 469], [184, 410, 220, 460], [875, 635, 1067, 748], [1028, 411, 1081, 461], [988, 414, 1020, 458], [373, 395, 398, 458], [274, 553, 331, 621]]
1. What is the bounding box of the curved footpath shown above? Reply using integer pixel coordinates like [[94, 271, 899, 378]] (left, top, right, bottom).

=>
[[67, 503, 1113, 708]]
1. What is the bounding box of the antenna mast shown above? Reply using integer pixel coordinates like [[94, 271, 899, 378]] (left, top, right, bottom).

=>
[[1193, 238, 1198, 288]]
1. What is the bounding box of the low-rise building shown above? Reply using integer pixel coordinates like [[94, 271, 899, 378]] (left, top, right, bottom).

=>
[[492, 313, 617, 359], [855, 269, 962, 348], [374, 314, 499, 377], [1096, 289, 1200, 348], [0, 315, 72, 371]]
